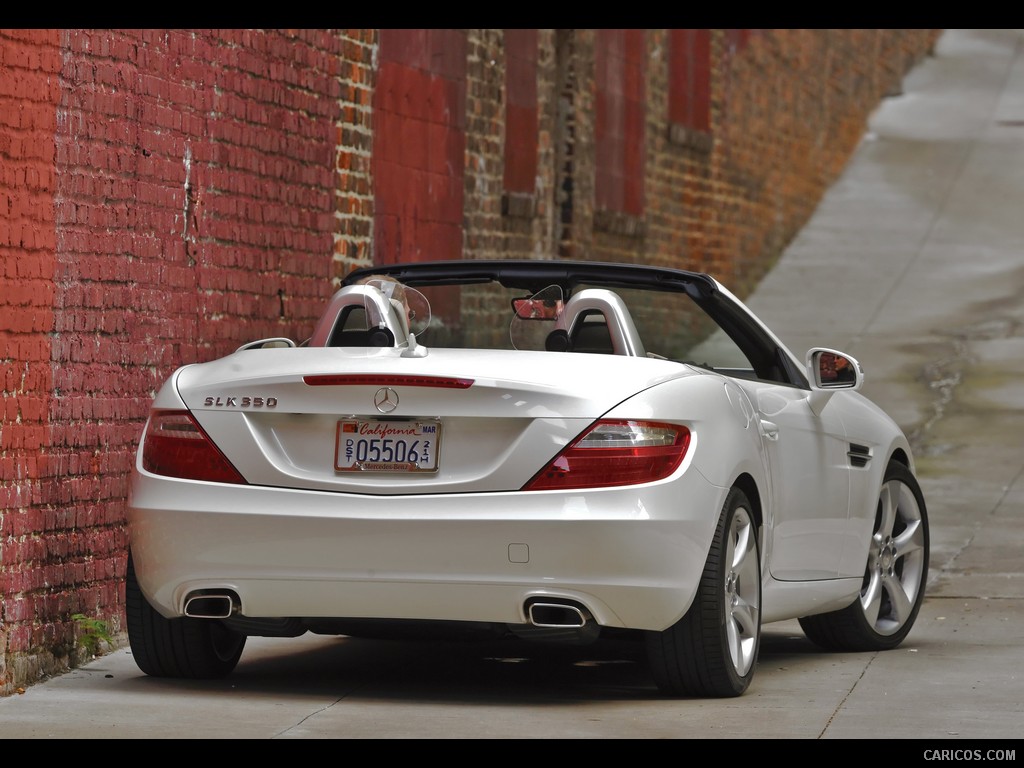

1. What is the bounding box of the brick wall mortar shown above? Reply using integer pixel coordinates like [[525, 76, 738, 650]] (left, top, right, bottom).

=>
[[1, 28, 355, 695], [330, 30, 378, 280], [0, 27, 62, 692]]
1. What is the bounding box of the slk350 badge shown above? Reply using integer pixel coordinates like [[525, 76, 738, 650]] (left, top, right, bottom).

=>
[[203, 396, 278, 408]]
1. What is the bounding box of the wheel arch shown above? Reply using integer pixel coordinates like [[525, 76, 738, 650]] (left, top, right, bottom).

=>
[[731, 472, 763, 532], [887, 446, 912, 471], [732, 472, 766, 582]]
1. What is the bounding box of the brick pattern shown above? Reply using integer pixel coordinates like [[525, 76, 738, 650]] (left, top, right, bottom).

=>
[[595, 29, 646, 219], [463, 28, 505, 259], [641, 29, 941, 291], [1, 28, 354, 695], [668, 29, 712, 141], [502, 28, 539, 197], [0, 28, 940, 695], [372, 29, 467, 272], [331, 30, 378, 283], [1, 28, 62, 692]]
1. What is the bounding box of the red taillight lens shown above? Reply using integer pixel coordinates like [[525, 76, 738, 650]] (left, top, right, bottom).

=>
[[523, 420, 691, 491], [141, 410, 246, 484]]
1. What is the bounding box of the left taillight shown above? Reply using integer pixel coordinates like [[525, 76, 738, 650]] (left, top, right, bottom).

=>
[[141, 410, 247, 484], [523, 419, 691, 491]]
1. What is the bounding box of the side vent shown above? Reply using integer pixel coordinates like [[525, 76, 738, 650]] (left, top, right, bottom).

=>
[[847, 443, 872, 468]]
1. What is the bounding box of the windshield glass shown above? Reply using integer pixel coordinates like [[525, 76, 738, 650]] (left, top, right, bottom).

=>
[[397, 279, 749, 369]]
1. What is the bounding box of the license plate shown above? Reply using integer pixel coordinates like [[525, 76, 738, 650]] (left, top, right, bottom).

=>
[[334, 419, 441, 472]]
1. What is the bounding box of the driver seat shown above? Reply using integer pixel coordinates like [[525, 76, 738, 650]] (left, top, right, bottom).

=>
[[307, 284, 409, 348]]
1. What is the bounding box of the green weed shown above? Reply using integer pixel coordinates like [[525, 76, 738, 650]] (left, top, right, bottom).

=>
[[72, 613, 114, 656]]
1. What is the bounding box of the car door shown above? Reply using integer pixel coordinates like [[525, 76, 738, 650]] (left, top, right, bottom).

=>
[[647, 282, 854, 581], [738, 378, 852, 580]]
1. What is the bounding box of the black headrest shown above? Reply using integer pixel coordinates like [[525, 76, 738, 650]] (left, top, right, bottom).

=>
[[367, 327, 395, 347], [570, 322, 614, 354], [545, 329, 572, 352]]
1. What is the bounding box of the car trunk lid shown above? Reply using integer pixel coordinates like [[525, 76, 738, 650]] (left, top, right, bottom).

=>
[[172, 347, 694, 494]]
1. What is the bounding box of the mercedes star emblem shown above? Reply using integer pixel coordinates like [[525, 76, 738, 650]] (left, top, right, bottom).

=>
[[374, 387, 399, 413]]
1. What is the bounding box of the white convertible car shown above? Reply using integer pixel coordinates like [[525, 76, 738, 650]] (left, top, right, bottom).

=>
[[127, 259, 929, 697]]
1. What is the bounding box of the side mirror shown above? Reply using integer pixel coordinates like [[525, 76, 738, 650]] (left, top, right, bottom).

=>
[[807, 348, 863, 389], [805, 348, 863, 415]]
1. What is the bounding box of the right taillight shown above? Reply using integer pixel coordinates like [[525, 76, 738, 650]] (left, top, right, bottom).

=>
[[523, 420, 691, 491], [141, 410, 246, 484]]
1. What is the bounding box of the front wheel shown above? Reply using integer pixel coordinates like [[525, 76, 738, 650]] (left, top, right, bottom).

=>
[[800, 461, 929, 651], [126, 551, 246, 678], [646, 487, 762, 697]]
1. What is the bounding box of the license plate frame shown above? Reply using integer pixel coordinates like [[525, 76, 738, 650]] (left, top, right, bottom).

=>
[[334, 419, 442, 473]]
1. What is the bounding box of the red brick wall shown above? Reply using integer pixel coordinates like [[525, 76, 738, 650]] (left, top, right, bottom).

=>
[[373, 29, 466, 267], [0, 28, 940, 695], [1, 28, 62, 691], [0, 28, 364, 694], [503, 29, 539, 196], [669, 29, 711, 133], [332, 31, 378, 281], [595, 29, 646, 218]]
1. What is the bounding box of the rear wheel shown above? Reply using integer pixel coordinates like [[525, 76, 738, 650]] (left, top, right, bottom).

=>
[[126, 552, 246, 678], [646, 487, 761, 697], [799, 461, 929, 651]]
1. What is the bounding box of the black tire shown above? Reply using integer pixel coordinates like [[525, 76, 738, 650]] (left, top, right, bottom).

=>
[[646, 487, 762, 697], [126, 552, 246, 678], [799, 461, 929, 651]]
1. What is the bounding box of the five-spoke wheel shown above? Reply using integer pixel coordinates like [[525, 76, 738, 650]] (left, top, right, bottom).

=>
[[800, 461, 929, 651]]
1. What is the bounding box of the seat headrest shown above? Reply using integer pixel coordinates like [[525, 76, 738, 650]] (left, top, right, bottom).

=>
[[571, 320, 614, 354], [545, 329, 571, 352]]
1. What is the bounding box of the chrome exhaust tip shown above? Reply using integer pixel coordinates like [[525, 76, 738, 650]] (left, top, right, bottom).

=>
[[527, 600, 591, 628], [183, 593, 236, 619]]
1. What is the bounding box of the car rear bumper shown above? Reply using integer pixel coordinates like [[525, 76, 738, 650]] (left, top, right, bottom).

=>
[[128, 469, 727, 633]]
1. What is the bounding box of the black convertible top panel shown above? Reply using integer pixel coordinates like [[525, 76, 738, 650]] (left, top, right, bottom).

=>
[[343, 259, 719, 299]]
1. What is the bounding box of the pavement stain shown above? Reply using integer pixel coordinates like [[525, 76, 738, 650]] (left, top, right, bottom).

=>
[[899, 304, 1023, 469]]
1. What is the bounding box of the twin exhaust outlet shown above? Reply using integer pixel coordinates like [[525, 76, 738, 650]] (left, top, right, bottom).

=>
[[184, 592, 594, 629]]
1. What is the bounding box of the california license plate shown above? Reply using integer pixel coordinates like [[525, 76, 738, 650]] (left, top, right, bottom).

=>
[[334, 419, 441, 472]]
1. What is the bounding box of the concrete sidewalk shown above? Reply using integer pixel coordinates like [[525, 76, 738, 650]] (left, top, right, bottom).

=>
[[743, 27, 1024, 737], [747, 26, 1024, 611], [0, 28, 1021, 739]]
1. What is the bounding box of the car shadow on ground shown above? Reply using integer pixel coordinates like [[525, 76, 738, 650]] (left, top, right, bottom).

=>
[[118, 624, 835, 704]]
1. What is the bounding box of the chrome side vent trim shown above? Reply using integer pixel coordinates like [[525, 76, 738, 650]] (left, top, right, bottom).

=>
[[847, 443, 871, 468]]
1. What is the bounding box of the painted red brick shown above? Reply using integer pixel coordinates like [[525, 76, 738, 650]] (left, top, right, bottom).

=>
[[373, 29, 467, 266], [669, 29, 712, 132], [503, 29, 539, 194], [595, 29, 646, 217], [1, 28, 356, 695]]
